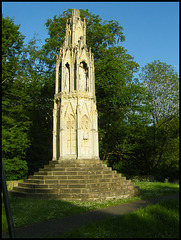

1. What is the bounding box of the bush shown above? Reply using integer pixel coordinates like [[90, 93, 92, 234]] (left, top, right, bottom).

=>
[[111, 159, 140, 178], [153, 165, 179, 183], [3, 157, 28, 180]]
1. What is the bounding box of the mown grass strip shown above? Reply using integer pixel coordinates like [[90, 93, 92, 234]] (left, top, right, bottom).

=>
[[57, 199, 179, 238]]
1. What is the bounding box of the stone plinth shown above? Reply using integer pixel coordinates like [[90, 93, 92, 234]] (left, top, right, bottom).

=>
[[10, 159, 139, 201]]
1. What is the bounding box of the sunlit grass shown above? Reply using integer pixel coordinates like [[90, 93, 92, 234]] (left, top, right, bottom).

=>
[[57, 199, 179, 238]]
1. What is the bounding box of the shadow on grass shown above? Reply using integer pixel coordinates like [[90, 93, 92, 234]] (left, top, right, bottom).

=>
[[2, 196, 92, 238]]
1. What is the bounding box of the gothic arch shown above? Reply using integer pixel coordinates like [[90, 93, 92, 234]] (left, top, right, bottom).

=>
[[81, 114, 89, 155], [81, 101, 90, 120], [64, 101, 75, 120], [65, 114, 76, 155]]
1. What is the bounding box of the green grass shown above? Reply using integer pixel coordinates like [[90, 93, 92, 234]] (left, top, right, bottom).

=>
[[57, 199, 179, 238], [135, 181, 179, 199], [2, 181, 179, 232]]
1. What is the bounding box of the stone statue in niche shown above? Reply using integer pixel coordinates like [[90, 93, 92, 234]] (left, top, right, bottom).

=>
[[64, 63, 70, 92], [79, 62, 88, 91]]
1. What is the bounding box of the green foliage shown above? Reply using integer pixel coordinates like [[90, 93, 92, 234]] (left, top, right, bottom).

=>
[[139, 60, 179, 179], [2, 16, 31, 180], [3, 158, 28, 180], [2, 16, 25, 85], [95, 46, 141, 163], [2, 10, 179, 181], [20, 38, 54, 174], [140, 60, 179, 123]]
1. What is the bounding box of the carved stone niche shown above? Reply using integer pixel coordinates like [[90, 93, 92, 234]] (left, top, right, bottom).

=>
[[79, 61, 88, 92]]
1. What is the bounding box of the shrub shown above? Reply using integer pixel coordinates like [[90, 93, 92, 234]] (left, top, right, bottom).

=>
[[3, 157, 28, 180]]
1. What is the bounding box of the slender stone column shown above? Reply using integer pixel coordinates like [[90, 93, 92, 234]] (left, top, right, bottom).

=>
[[59, 102, 64, 160], [76, 100, 81, 159], [52, 100, 58, 160]]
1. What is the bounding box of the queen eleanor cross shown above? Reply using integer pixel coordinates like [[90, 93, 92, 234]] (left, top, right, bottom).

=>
[[52, 8, 99, 161]]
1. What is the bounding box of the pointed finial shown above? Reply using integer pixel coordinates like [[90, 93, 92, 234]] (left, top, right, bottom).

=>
[[72, 8, 80, 17]]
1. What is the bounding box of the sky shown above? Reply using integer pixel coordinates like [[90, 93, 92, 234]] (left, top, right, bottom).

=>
[[2, 1, 179, 75]]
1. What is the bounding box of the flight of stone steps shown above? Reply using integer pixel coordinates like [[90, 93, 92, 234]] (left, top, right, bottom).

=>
[[9, 159, 139, 201]]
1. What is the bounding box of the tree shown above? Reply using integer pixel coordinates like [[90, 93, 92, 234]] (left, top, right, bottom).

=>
[[39, 9, 145, 174], [140, 60, 179, 178], [95, 46, 140, 160], [2, 16, 31, 180], [2, 16, 24, 85], [5, 9, 176, 181], [18, 37, 54, 174]]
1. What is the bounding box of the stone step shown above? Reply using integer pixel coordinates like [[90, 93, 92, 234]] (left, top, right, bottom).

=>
[[28, 175, 59, 180], [34, 169, 114, 176], [24, 179, 59, 184], [48, 177, 125, 184], [28, 173, 116, 180], [13, 190, 132, 201], [58, 184, 134, 194], [12, 182, 133, 194], [66, 174, 115, 180], [9, 159, 139, 201], [12, 187, 57, 194], [18, 183, 56, 189], [56, 189, 135, 201], [18, 180, 133, 191], [87, 190, 136, 201], [9, 191, 59, 199], [14, 180, 135, 196], [23, 177, 127, 187], [48, 160, 101, 168], [27, 175, 128, 189], [10, 186, 137, 201], [56, 181, 129, 189], [39, 166, 111, 172]]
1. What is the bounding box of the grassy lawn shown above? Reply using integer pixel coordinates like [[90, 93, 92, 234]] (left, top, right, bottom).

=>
[[2, 181, 179, 233], [57, 199, 179, 238]]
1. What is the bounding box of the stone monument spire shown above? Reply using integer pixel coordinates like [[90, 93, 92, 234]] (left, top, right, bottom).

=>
[[53, 8, 99, 161]]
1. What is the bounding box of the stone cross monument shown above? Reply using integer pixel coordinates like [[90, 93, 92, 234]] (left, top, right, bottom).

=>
[[9, 9, 139, 200], [52, 8, 99, 161]]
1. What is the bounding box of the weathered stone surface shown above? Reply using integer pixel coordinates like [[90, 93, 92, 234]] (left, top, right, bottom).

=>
[[53, 8, 99, 161], [9, 159, 139, 201]]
